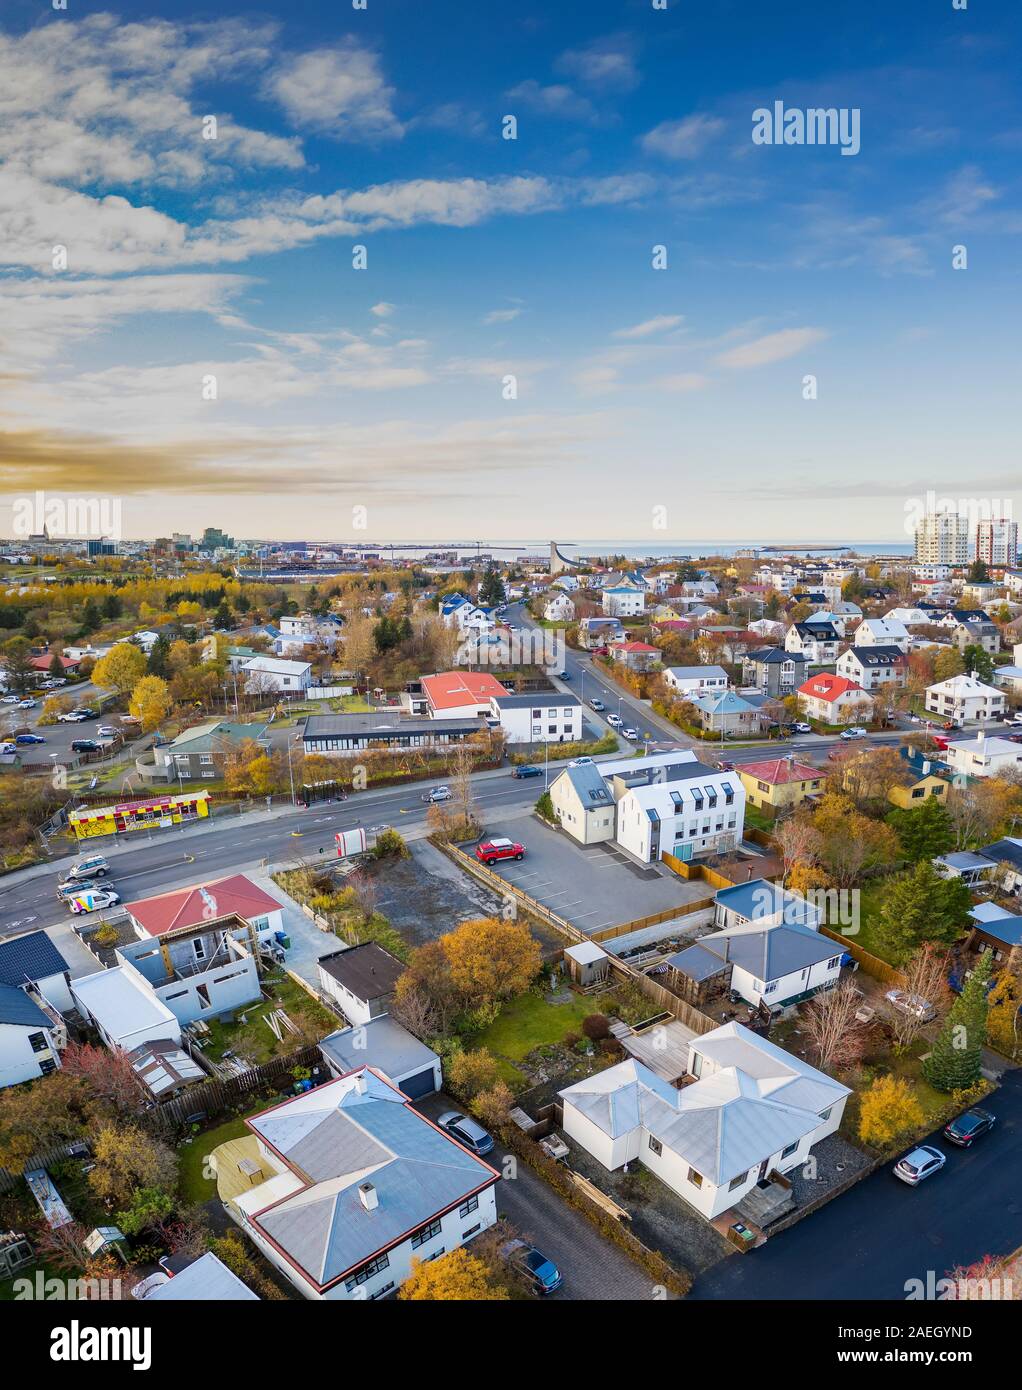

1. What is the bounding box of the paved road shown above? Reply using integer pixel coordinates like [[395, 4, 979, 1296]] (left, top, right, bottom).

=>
[[691, 1069, 1022, 1301], [414, 1093, 667, 1300]]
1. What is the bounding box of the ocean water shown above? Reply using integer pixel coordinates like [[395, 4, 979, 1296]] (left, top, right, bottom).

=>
[[361, 540, 915, 562]]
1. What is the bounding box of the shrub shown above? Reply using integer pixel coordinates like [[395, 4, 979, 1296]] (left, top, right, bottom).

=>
[[471, 1081, 514, 1130], [448, 1048, 503, 1100], [582, 1013, 611, 1041], [372, 828, 410, 860], [535, 791, 555, 821], [563, 1031, 581, 1049]]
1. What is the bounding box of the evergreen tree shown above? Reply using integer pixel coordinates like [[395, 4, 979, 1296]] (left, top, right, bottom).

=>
[[79, 599, 102, 633], [213, 599, 233, 630], [873, 860, 971, 963], [48, 652, 65, 679], [922, 951, 993, 1093], [886, 797, 955, 862], [962, 644, 994, 683], [147, 634, 171, 678], [479, 563, 506, 607], [101, 593, 122, 619]]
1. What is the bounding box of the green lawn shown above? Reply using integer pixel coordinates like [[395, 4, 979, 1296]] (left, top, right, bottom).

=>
[[176, 1101, 271, 1204], [742, 801, 776, 832], [473, 990, 600, 1062]]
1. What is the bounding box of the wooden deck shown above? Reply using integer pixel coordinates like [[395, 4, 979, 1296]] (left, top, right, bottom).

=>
[[612, 1018, 697, 1082], [209, 1136, 267, 1203]]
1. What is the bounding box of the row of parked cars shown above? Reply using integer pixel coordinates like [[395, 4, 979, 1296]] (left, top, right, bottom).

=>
[[893, 1107, 997, 1185], [54, 854, 121, 915]]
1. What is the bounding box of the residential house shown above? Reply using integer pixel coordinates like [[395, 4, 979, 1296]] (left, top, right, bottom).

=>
[[578, 616, 625, 650], [944, 732, 1022, 780], [608, 640, 660, 672], [420, 670, 508, 719], [0, 985, 62, 1089], [966, 903, 1022, 966], [241, 656, 312, 695], [140, 1251, 259, 1302], [559, 1023, 849, 1222], [489, 692, 582, 744], [319, 1017, 441, 1101], [0, 930, 75, 1014], [784, 621, 840, 665], [924, 673, 1005, 725], [713, 879, 822, 931], [952, 618, 1001, 657], [124, 874, 285, 944], [994, 641, 1022, 697], [742, 646, 809, 696], [797, 674, 873, 725], [886, 764, 950, 810], [667, 923, 842, 1013], [213, 1068, 500, 1301], [543, 593, 575, 622], [746, 618, 786, 640], [836, 646, 907, 691], [28, 653, 80, 677], [70, 967, 183, 1054], [549, 762, 617, 844], [602, 585, 646, 618], [610, 753, 745, 864], [663, 665, 729, 697], [317, 942, 404, 1026], [977, 837, 1022, 894], [854, 616, 910, 653], [689, 690, 764, 736], [738, 757, 824, 813], [142, 719, 269, 784], [801, 609, 856, 639], [276, 613, 344, 655], [885, 606, 934, 627], [932, 851, 995, 886]]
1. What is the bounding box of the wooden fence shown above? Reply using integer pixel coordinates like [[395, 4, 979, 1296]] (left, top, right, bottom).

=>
[[145, 1044, 325, 1133], [590, 896, 714, 944], [0, 1140, 91, 1197], [660, 851, 742, 892], [818, 924, 906, 987]]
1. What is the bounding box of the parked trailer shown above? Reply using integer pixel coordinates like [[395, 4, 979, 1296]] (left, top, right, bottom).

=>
[[335, 827, 368, 858]]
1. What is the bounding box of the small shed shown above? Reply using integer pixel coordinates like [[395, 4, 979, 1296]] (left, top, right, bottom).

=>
[[564, 940, 611, 989]]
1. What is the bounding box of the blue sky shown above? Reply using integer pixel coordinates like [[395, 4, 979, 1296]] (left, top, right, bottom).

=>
[[1, 0, 1019, 544]]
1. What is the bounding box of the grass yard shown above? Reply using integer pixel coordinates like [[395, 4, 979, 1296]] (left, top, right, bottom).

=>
[[471, 988, 609, 1091], [176, 1100, 272, 1204], [199, 973, 337, 1068], [742, 801, 776, 832]]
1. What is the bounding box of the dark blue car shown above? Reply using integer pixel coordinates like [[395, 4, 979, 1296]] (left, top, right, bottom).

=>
[[512, 765, 543, 778], [502, 1239, 563, 1295], [15, 733, 45, 745]]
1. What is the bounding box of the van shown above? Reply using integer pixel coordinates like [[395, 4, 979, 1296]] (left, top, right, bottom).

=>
[[66, 888, 120, 915]]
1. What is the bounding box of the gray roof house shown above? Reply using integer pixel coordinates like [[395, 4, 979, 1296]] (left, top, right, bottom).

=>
[[549, 761, 617, 845], [219, 1068, 499, 1300], [319, 1016, 441, 1100]]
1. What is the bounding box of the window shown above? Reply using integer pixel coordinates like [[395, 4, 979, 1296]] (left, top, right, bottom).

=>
[[411, 1217, 443, 1249], [764, 982, 777, 995], [458, 1195, 479, 1218], [819, 1107, 832, 1122], [728, 1171, 748, 1191], [28, 1031, 48, 1054], [462, 1223, 481, 1239], [648, 1136, 663, 1157], [781, 1141, 799, 1158], [344, 1252, 391, 1292], [687, 1168, 704, 1189], [827, 956, 841, 969], [193, 938, 207, 962], [368, 1281, 395, 1301], [39, 1058, 57, 1076]]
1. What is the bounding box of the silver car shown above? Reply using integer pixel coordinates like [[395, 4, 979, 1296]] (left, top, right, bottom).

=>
[[893, 1145, 946, 1186]]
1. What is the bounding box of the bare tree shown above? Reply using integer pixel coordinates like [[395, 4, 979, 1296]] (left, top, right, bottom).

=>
[[774, 816, 821, 884], [800, 982, 872, 1071], [884, 943, 952, 1049]]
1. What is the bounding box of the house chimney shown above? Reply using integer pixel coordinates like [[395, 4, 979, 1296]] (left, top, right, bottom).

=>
[[358, 1182, 379, 1212], [354, 1072, 369, 1094]]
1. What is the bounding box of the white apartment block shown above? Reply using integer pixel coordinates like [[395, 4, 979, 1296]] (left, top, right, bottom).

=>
[[925, 673, 1006, 725], [976, 519, 1019, 568], [914, 511, 970, 566]]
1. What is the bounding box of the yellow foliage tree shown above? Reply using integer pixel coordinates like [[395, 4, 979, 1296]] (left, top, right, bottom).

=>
[[857, 1074, 924, 1148], [448, 1048, 502, 1099], [442, 917, 541, 1005], [986, 967, 1022, 1060], [128, 675, 173, 733], [92, 642, 147, 696], [398, 1248, 509, 1301]]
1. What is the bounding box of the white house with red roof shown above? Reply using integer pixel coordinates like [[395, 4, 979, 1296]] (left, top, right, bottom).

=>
[[737, 756, 824, 812], [419, 670, 507, 719], [609, 640, 660, 672], [124, 873, 285, 943], [797, 674, 874, 725]]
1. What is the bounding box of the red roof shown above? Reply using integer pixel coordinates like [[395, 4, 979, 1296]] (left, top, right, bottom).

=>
[[124, 873, 283, 937], [610, 640, 659, 653], [420, 670, 507, 711], [29, 654, 78, 670], [797, 674, 866, 703], [740, 758, 821, 785]]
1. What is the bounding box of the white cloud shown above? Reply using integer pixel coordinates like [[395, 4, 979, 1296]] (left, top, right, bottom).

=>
[[555, 37, 639, 93], [654, 373, 710, 393], [506, 80, 597, 123], [483, 308, 523, 324], [715, 328, 827, 368], [614, 315, 683, 339], [371, 302, 395, 318], [641, 114, 725, 160], [265, 44, 403, 140]]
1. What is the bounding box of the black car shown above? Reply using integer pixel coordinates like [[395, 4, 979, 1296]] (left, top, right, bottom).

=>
[[71, 739, 100, 753], [942, 1107, 995, 1147], [512, 765, 543, 779], [77, 707, 98, 719]]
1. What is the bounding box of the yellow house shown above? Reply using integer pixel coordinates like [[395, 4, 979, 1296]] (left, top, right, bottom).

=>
[[738, 756, 824, 812], [887, 769, 949, 810]]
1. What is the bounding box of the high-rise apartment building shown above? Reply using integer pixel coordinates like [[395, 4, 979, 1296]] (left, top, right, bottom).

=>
[[975, 518, 1018, 567], [914, 510, 969, 565]]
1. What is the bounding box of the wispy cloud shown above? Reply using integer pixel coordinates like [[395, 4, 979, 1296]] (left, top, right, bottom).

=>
[[613, 315, 683, 339], [641, 114, 725, 160], [715, 327, 827, 368]]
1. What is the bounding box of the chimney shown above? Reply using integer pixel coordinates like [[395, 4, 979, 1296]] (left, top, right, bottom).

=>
[[354, 1072, 369, 1095], [358, 1182, 379, 1212]]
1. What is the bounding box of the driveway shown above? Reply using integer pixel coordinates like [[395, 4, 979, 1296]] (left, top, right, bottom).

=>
[[414, 1093, 668, 1300], [475, 815, 704, 934], [690, 1069, 1022, 1301]]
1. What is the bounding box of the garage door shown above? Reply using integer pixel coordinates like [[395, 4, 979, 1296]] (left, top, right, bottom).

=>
[[399, 1067, 437, 1100]]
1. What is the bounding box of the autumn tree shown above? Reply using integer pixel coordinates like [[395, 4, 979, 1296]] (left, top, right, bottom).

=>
[[858, 1074, 925, 1148], [801, 982, 872, 1071], [129, 674, 173, 732], [947, 777, 1022, 851], [92, 642, 147, 696], [840, 746, 908, 812], [471, 1081, 514, 1131], [394, 939, 464, 1037], [0, 1072, 90, 1173], [986, 957, 1022, 1060], [922, 951, 993, 1093], [812, 793, 901, 888], [398, 1247, 510, 1301], [934, 647, 966, 683], [448, 1048, 503, 1099], [59, 1042, 145, 1119], [88, 1124, 177, 1206], [443, 917, 541, 1006], [884, 944, 952, 1048]]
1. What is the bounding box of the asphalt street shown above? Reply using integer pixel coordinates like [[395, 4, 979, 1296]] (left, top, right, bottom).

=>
[[691, 1068, 1022, 1301]]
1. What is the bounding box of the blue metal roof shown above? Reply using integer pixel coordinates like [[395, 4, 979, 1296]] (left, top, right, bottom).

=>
[[0, 931, 68, 989], [0, 982, 51, 1029]]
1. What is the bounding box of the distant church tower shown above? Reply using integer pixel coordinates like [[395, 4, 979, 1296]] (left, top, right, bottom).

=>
[[550, 540, 573, 575]]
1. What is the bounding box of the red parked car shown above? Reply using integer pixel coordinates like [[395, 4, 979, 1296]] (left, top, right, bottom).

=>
[[476, 837, 525, 866]]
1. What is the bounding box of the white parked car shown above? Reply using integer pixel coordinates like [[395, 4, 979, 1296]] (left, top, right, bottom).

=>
[[422, 785, 452, 803], [622, 727, 639, 741], [840, 726, 868, 740], [893, 1145, 946, 1187], [0, 694, 19, 704], [57, 710, 89, 723], [793, 722, 811, 734], [606, 713, 623, 728], [15, 698, 36, 710], [96, 725, 118, 738]]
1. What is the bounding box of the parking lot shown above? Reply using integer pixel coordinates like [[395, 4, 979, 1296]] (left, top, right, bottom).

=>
[[474, 815, 706, 935]]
